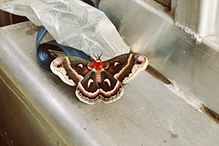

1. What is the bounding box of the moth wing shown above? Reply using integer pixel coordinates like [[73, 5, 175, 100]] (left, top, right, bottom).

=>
[[50, 56, 91, 86], [104, 53, 148, 84], [103, 53, 130, 76], [75, 71, 101, 104], [99, 71, 123, 103]]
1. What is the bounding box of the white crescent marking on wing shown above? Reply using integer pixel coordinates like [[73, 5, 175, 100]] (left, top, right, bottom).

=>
[[77, 63, 83, 68], [87, 79, 94, 89], [104, 78, 111, 87], [114, 62, 120, 67]]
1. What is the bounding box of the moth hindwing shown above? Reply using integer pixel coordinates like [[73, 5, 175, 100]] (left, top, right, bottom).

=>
[[50, 52, 148, 104]]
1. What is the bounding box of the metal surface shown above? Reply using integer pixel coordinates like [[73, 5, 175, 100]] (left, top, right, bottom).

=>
[[172, 0, 219, 37], [1, 0, 219, 146], [100, 0, 219, 114]]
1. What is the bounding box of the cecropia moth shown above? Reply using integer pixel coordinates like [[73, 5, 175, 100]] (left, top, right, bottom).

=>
[[50, 52, 148, 104]]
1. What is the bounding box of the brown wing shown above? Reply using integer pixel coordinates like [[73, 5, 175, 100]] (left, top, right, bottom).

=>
[[50, 56, 92, 86], [103, 53, 148, 84]]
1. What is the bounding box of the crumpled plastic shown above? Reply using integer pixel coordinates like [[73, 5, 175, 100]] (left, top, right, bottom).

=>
[[0, 0, 130, 60]]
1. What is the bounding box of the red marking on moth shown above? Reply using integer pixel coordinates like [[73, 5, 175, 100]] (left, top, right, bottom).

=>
[[77, 82, 99, 98], [100, 81, 121, 97], [107, 66, 115, 74], [88, 55, 109, 83], [52, 60, 60, 66], [82, 67, 90, 76], [52, 58, 66, 67], [137, 55, 146, 64], [88, 55, 108, 70]]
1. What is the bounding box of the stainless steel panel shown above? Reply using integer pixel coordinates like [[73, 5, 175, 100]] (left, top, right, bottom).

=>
[[1, 1, 219, 145], [0, 70, 65, 146], [100, 0, 219, 114]]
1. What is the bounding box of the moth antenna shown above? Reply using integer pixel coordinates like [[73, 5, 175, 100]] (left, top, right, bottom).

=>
[[90, 56, 96, 62], [99, 53, 103, 59], [97, 54, 100, 60], [96, 53, 103, 60], [93, 53, 98, 60]]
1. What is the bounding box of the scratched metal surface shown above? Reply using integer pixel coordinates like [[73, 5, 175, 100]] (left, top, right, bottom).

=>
[[0, 21, 219, 146], [1, 1, 219, 146], [99, 0, 219, 114]]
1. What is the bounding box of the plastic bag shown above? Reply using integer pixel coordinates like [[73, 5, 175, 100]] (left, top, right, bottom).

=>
[[0, 0, 130, 60]]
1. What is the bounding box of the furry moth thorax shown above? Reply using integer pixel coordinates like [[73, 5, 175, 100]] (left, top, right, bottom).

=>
[[50, 52, 148, 104]]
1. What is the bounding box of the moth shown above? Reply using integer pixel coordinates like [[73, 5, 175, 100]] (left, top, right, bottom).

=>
[[50, 52, 148, 104]]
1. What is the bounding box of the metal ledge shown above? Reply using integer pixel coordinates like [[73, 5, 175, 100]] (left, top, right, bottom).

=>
[[1, 0, 219, 145], [1, 20, 219, 145], [100, 0, 219, 115]]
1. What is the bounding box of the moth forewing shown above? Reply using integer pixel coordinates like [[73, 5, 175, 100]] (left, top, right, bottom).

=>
[[50, 57, 84, 86], [50, 57, 77, 86], [113, 53, 148, 84], [122, 57, 148, 84]]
